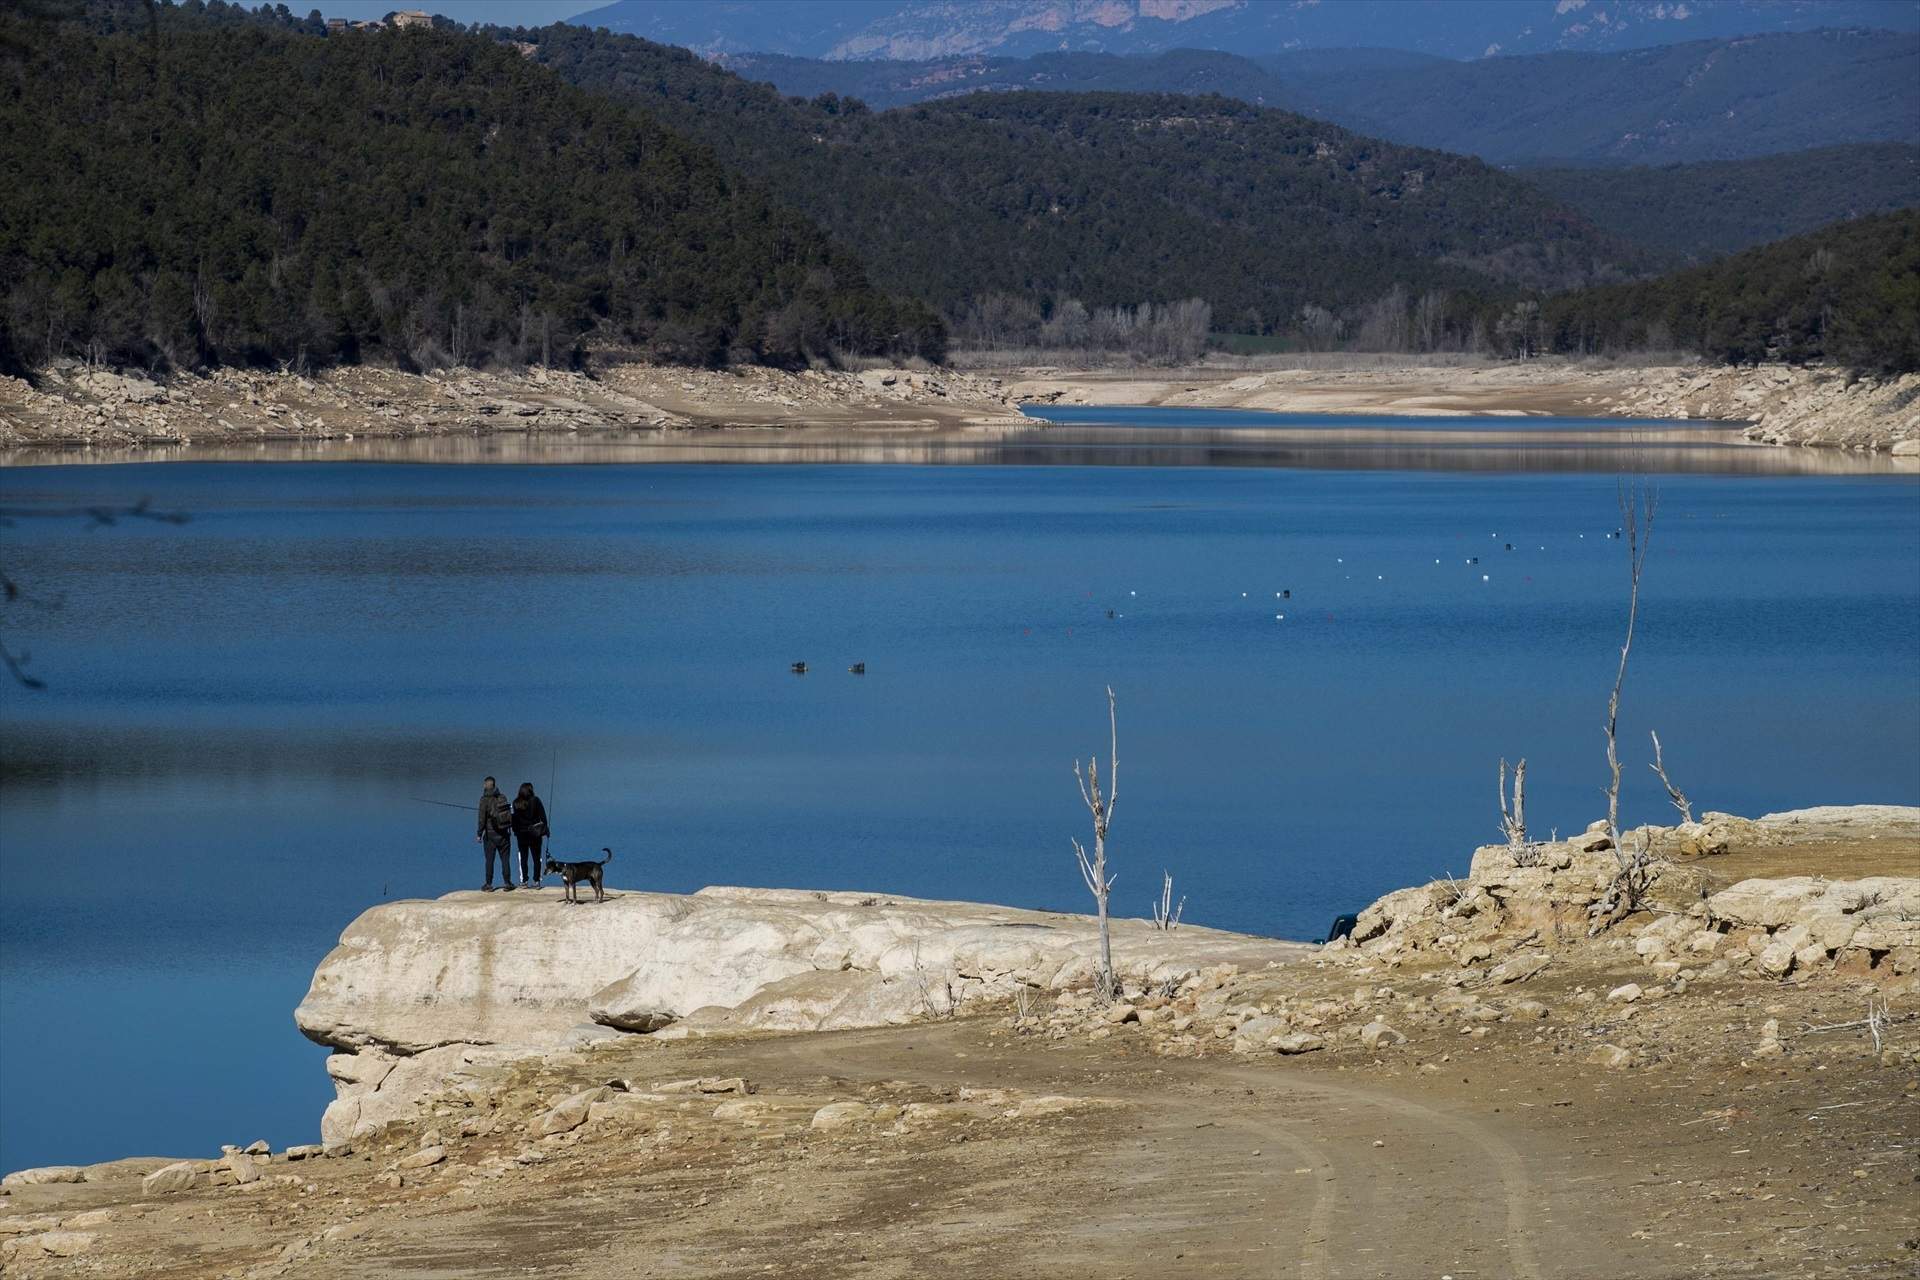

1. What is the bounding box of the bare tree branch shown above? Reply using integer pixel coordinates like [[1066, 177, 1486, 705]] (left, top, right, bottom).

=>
[[1592, 481, 1663, 933], [1499, 756, 1528, 847], [1071, 687, 1121, 1000], [1604, 480, 1656, 850], [1648, 730, 1693, 823], [0, 497, 188, 688]]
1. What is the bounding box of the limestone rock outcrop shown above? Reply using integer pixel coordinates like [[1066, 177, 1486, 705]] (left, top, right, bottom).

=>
[[1340, 806, 1920, 976], [295, 885, 1307, 1147]]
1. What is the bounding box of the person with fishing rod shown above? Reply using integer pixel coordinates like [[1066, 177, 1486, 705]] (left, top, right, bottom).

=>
[[511, 781, 550, 889], [476, 776, 516, 892]]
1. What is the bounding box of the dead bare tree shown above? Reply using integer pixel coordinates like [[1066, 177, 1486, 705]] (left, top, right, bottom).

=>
[[1499, 757, 1528, 847], [1150, 870, 1184, 931], [1072, 686, 1120, 1001], [1592, 482, 1660, 932], [1648, 730, 1693, 823], [1604, 483, 1655, 846]]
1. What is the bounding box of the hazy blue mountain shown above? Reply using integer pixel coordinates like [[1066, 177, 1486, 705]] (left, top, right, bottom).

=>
[[717, 47, 1295, 110], [724, 31, 1918, 166], [1271, 29, 1920, 164], [566, 0, 1920, 61], [1522, 144, 1920, 262]]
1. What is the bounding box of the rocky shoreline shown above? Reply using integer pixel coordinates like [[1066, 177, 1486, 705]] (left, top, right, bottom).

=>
[[7, 356, 1916, 459], [3, 803, 1916, 1277], [1008, 360, 1920, 452], [0, 359, 1027, 453], [1604, 365, 1920, 452]]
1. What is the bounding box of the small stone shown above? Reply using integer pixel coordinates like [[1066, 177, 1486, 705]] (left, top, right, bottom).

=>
[[140, 1162, 201, 1195], [810, 1103, 881, 1131], [282, 1144, 324, 1161], [1273, 1033, 1326, 1055], [33, 1231, 96, 1258], [1102, 1002, 1139, 1024], [654, 1077, 752, 1096], [1490, 952, 1550, 984], [1755, 939, 1796, 977], [1586, 1044, 1634, 1070], [1232, 1015, 1288, 1053], [533, 1086, 614, 1137], [1606, 983, 1643, 1004], [243, 1140, 270, 1156], [0, 1166, 85, 1188], [1359, 1021, 1406, 1049], [398, 1146, 445, 1170]]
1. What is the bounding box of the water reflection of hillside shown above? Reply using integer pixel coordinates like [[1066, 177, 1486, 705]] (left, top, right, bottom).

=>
[[5, 422, 1915, 477]]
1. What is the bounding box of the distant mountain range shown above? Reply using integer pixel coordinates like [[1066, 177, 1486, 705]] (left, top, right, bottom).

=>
[[567, 0, 1920, 62], [720, 29, 1920, 165]]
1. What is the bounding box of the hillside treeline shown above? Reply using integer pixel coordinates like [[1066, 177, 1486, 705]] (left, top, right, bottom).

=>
[[1522, 145, 1920, 265], [1536, 211, 1920, 373], [0, 6, 946, 374], [513, 25, 1639, 337]]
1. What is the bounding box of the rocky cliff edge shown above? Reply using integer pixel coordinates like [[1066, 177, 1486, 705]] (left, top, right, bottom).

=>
[[294, 885, 1308, 1146]]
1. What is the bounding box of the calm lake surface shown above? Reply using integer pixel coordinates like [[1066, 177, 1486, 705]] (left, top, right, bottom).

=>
[[2, 412, 1917, 1170]]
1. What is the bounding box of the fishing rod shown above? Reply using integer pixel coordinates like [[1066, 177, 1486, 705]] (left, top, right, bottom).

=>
[[409, 797, 473, 811]]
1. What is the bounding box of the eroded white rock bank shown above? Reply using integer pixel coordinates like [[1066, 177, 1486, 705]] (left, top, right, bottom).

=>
[[295, 886, 1309, 1146]]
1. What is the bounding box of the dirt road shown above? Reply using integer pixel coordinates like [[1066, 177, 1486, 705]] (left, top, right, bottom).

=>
[[5, 996, 1911, 1279]]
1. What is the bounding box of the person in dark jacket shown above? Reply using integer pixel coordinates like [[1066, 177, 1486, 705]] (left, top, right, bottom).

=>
[[476, 776, 514, 892], [511, 782, 549, 888]]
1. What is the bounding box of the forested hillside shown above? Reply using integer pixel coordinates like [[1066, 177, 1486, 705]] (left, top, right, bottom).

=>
[[0, 7, 945, 374], [1522, 145, 1920, 263], [1539, 211, 1920, 372], [514, 25, 1638, 345]]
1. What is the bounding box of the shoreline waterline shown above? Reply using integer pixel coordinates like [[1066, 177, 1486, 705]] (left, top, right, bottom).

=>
[[3, 407, 1912, 475]]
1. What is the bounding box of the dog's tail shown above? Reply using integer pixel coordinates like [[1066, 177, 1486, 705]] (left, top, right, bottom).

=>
[[600, 847, 613, 865]]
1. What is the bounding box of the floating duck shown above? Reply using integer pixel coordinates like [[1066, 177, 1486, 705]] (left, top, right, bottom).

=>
[[791, 661, 807, 675], [848, 662, 865, 675]]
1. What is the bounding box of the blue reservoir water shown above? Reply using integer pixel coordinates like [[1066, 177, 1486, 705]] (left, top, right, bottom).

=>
[[1, 431, 1916, 1170]]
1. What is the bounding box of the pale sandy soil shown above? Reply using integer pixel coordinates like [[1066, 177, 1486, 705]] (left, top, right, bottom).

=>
[[1007, 362, 1622, 417], [0, 360, 1028, 455], [5, 833, 1915, 1280], [6, 357, 1915, 462], [1006, 362, 1920, 452]]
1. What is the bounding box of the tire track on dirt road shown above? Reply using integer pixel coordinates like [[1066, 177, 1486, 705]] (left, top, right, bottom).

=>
[[750, 1023, 1578, 1279]]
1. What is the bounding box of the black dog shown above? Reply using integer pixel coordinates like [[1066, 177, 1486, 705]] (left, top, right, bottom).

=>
[[544, 847, 613, 904]]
